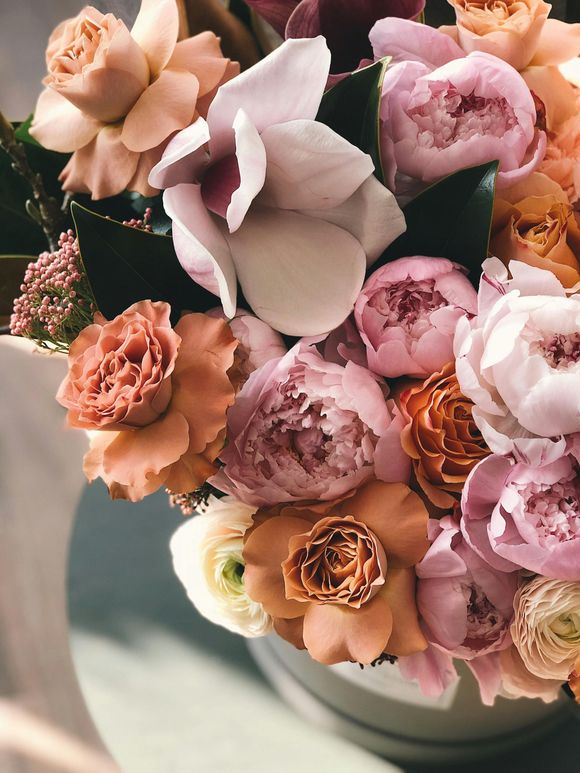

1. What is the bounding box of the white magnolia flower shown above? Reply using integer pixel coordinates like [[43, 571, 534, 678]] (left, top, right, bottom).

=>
[[512, 576, 580, 681], [170, 496, 272, 637]]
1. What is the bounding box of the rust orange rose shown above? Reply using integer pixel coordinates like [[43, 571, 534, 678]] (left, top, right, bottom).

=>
[[57, 300, 237, 501], [539, 96, 580, 206], [30, 0, 238, 199], [400, 361, 490, 509], [491, 173, 580, 289], [243, 480, 429, 665]]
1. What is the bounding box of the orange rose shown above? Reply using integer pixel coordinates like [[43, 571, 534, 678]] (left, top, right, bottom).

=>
[[57, 301, 237, 501], [30, 0, 238, 199], [243, 480, 429, 664], [441, 0, 580, 72], [491, 172, 580, 289], [540, 106, 580, 206], [400, 361, 490, 509]]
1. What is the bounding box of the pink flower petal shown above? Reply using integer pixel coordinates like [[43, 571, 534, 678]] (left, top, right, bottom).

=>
[[148, 118, 211, 190], [260, 119, 374, 211], [206, 37, 331, 159], [30, 88, 102, 153], [131, 0, 179, 77], [122, 69, 199, 153], [370, 17, 464, 67], [224, 207, 366, 336], [163, 184, 237, 317], [227, 109, 267, 232]]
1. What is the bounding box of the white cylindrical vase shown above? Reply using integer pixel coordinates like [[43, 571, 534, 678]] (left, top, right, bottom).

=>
[[248, 635, 567, 766]]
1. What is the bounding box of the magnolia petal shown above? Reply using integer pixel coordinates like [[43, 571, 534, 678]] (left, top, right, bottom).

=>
[[131, 0, 179, 77], [122, 69, 199, 152], [301, 175, 406, 265], [207, 37, 331, 159], [227, 109, 267, 233], [225, 207, 366, 336], [30, 88, 102, 153], [163, 184, 237, 316], [260, 119, 374, 211], [148, 118, 211, 190], [302, 594, 393, 665]]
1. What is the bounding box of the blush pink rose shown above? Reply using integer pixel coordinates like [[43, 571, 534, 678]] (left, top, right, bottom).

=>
[[461, 447, 580, 581], [30, 1, 237, 199], [211, 343, 410, 506], [370, 20, 546, 191], [57, 301, 237, 501], [354, 256, 477, 379], [415, 514, 519, 704], [207, 307, 287, 381]]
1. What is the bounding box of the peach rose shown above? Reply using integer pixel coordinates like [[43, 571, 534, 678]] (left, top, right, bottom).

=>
[[57, 301, 237, 501], [30, 0, 238, 199], [511, 576, 580, 682], [243, 480, 430, 664], [491, 173, 580, 289], [441, 0, 580, 72], [498, 644, 562, 703], [569, 656, 580, 703], [540, 104, 580, 205], [400, 361, 490, 509]]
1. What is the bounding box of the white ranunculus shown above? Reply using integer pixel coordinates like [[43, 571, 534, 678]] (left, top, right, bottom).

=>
[[511, 576, 580, 681], [454, 258, 580, 466], [170, 496, 272, 637]]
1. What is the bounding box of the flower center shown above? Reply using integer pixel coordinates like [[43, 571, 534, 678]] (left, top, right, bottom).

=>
[[369, 278, 446, 338], [201, 154, 241, 219], [551, 611, 580, 642], [465, 583, 507, 642], [535, 332, 580, 369], [520, 474, 580, 545], [408, 85, 517, 151], [53, 17, 103, 75]]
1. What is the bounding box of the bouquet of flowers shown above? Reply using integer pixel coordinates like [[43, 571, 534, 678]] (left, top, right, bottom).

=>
[[4, 0, 580, 708]]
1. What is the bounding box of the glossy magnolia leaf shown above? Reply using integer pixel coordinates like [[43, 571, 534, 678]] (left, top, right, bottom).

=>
[[0, 255, 34, 317], [71, 202, 217, 322], [316, 57, 390, 183], [379, 161, 499, 279]]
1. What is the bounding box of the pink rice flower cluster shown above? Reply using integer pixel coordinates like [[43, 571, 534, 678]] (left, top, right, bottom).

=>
[[10, 230, 96, 351], [122, 206, 153, 231]]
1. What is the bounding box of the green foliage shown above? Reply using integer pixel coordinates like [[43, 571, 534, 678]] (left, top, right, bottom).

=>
[[316, 58, 390, 183], [71, 202, 216, 322], [378, 161, 499, 279]]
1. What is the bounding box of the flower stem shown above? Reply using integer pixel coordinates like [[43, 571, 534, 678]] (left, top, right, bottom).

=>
[[0, 111, 64, 251]]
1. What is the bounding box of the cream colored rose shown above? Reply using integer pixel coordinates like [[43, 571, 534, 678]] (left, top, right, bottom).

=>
[[170, 496, 272, 637], [511, 577, 580, 681]]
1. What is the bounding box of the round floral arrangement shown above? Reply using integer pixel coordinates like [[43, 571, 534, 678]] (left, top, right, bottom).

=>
[[4, 0, 580, 712]]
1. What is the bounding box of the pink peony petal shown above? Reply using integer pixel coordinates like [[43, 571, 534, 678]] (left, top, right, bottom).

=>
[[206, 37, 331, 160], [370, 17, 464, 67], [30, 88, 103, 153], [122, 69, 199, 153], [131, 0, 179, 77], [224, 207, 366, 336], [163, 184, 237, 317]]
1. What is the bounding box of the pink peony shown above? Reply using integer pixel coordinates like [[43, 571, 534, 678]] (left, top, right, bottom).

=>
[[415, 514, 519, 704], [354, 256, 477, 379], [461, 446, 580, 581], [148, 37, 405, 337], [207, 307, 287, 381], [370, 20, 546, 191], [454, 258, 580, 466], [211, 343, 410, 506]]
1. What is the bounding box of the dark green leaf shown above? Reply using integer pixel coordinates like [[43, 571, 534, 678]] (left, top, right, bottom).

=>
[[71, 202, 217, 322], [316, 58, 390, 183], [0, 255, 35, 316], [14, 115, 41, 147], [378, 161, 499, 279]]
